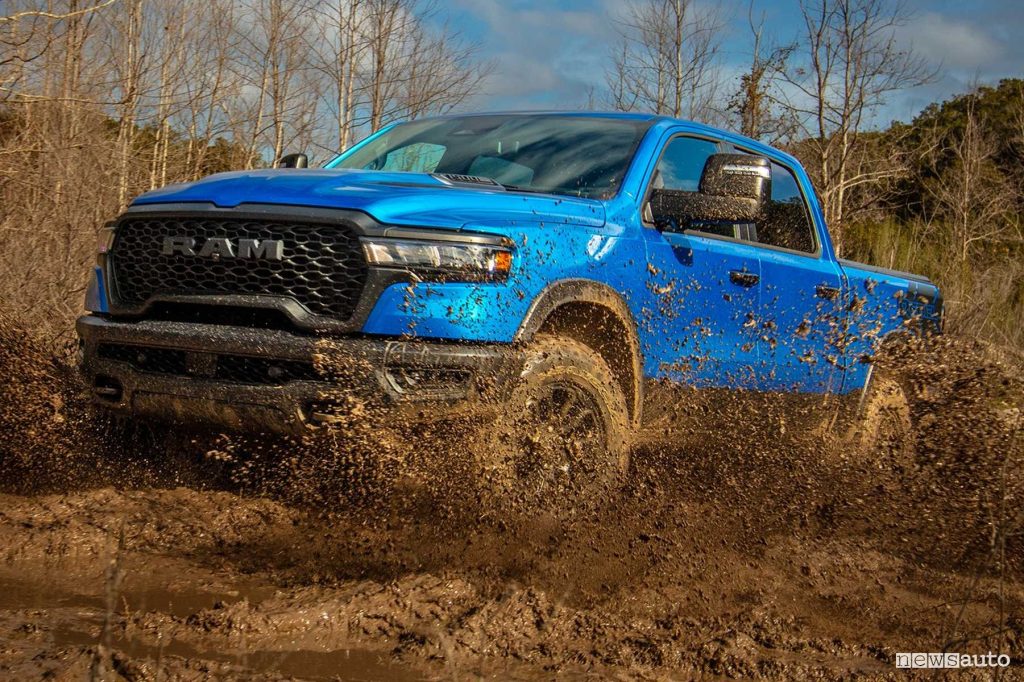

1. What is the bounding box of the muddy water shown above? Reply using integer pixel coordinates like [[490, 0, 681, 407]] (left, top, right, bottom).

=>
[[0, 565, 425, 681], [1, 312, 1023, 679], [0, 474, 1018, 680]]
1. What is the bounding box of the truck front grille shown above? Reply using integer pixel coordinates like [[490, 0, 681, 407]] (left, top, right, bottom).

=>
[[109, 216, 368, 319]]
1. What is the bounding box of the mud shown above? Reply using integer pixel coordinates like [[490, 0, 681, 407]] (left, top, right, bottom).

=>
[[1, 311, 1023, 680]]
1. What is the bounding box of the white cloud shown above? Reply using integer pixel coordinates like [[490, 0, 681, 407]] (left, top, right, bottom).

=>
[[897, 12, 1003, 70], [451, 0, 618, 109], [449, 0, 1018, 124]]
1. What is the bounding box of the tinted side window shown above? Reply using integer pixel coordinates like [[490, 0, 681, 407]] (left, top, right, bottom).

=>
[[655, 136, 719, 191], [759, 163, 815, 253], [647, 136, 724, 233]]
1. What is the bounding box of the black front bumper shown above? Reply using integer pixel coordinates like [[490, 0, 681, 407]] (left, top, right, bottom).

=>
[[77, 315, 518, 434]]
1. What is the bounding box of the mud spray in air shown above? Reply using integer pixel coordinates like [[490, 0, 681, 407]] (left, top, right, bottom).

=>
[[0, 310, 1022, 680]]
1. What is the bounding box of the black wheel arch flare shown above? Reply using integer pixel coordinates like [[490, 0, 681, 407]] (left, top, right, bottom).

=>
[[515, 279, 644, 427]]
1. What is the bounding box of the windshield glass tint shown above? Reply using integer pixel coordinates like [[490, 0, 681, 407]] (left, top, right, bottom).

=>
[[334, 115, 650, 199]]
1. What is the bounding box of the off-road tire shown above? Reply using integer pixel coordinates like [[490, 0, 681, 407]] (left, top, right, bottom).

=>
[[844, 367, 913, 469], [476, 334, 630, 516]]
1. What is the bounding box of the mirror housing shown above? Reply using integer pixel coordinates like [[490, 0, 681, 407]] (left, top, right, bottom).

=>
[[276, 153, 308, 169], [648, 153, 771, 230], [699, 153, 770, 210]]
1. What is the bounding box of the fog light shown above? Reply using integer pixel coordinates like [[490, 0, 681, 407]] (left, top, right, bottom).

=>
[[93, 376, 123, 402], [386, 367, 471, 394]]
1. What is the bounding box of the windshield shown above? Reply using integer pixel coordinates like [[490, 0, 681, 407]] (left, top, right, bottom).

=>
[[331, 115, 651, 199]]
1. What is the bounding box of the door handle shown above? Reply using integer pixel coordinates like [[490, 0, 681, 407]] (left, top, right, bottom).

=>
[[816, 284, 841, 300], [729, 270, 760, 287]]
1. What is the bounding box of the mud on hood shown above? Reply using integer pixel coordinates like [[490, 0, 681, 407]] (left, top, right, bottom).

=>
[[130, 169, 606, 229]]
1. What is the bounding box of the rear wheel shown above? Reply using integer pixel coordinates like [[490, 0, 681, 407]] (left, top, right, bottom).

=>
[[844, 367, 913, 468], [476, 334, 630, 516]]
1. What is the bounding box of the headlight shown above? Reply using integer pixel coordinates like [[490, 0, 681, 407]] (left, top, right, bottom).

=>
[[361, 238, 513, 281]]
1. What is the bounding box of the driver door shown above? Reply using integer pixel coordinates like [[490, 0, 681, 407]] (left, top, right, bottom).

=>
[[641, 135, 763, 390]]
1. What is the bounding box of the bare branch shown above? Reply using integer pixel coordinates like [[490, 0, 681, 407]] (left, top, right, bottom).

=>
[[0, 0, 119, 24]]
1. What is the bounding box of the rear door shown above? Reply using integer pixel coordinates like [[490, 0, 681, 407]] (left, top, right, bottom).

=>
[[749, 160, 845, 394], [641, 134, 763, 389]]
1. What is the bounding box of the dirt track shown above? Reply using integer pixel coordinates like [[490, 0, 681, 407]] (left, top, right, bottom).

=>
[[1, 313, 1022, 680]]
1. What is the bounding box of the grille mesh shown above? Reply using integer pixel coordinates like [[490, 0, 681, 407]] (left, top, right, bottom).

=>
[[110, 216, 368, 319]]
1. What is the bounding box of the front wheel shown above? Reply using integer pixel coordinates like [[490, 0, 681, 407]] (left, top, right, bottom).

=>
[[476, 334, 631, 516]]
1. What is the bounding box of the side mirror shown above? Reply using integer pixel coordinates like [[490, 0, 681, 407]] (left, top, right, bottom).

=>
[[699, 153, 770, 216], [648, 153, 771, 230], [276, 153, 308, 169], [647, 152, 770, 229]]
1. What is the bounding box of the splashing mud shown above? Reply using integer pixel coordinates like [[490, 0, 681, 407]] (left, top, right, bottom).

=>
[[0, 312, 90, 487], [1, 311, 1022, 679]]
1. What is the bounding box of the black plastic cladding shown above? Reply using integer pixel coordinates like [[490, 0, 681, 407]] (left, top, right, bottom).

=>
[[215, 354, 318, 384], [110, 215, 369, 319], [97, 342, 318, 386], [98, 343, 188, 376]]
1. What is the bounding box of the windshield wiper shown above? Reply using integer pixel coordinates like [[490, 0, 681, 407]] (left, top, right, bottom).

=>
[[503, 184, 560, 195], [504, 184, 587, 197]]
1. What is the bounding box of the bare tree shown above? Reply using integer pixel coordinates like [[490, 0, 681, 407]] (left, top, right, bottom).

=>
[[728, 3, 795, 143], [1010, 81, 1024, 197], [231, 0, 319, 167], [394, 18, 489, 122], [304, 0, 490, 158], [362, 0, 406, 131], [0, 0, 116, 103], [924, 97, 1018, 264], [0, 0, 491, 336], [110, 0, 144, 205], [0, 0, 121, 331], [309, 0, 365, 151], [606, 0, 724, 122], [173, 0, 237, 177], [776, 0, 933, 254]]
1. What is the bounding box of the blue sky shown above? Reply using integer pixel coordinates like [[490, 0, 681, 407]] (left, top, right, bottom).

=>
[[443, 0, 1022, 127]]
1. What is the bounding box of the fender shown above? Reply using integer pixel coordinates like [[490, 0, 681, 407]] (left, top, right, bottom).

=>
[[515, 279, 644, 426]]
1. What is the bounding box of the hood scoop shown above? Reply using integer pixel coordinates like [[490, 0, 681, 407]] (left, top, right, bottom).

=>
[[431, 173, 505, 190]]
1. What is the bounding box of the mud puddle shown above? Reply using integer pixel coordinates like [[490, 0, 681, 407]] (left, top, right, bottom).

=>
[[0, 563, 427, 681], [0, 482, 1018, 680], [0, 565, 265, 617]]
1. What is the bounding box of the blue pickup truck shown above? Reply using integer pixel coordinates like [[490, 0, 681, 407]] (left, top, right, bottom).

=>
[[78, 112, 941, 498]]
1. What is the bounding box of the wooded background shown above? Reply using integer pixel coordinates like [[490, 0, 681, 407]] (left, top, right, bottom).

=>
[[1, 0, 1021, 349]]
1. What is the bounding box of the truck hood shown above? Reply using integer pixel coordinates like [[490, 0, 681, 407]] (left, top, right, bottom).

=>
[[130, 169, 606, 229]]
